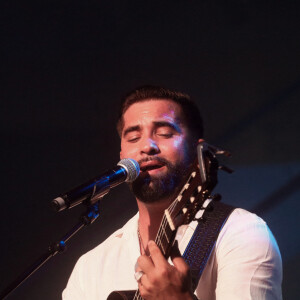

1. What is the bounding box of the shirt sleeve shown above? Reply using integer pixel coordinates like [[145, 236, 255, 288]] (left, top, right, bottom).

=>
[[214, 209, 282, 300], [62, 256, 86, 300]]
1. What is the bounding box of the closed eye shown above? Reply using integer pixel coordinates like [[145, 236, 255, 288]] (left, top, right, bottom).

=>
[[128, 136, 140, 142], [157, 133, 173, 138]]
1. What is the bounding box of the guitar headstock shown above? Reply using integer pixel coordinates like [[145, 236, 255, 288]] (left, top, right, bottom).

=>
[[156, 141, 232, 258], [165, 140, 233, 230]]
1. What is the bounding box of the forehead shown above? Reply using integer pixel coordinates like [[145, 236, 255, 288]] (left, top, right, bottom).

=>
[[122, 99, 183, 128]]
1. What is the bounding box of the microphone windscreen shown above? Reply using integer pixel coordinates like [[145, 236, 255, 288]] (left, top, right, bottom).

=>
[[117, 158, 140, 182]]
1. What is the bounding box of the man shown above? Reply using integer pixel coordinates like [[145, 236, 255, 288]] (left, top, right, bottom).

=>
[[63, 86, 282, 299]]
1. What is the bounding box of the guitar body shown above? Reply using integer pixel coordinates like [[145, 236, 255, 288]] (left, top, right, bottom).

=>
[[107, 290, 136, 300]]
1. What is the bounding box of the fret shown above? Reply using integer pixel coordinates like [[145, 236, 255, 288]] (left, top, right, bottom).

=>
[[164, 221, 174, 242], [156, 218, 177, 257], [162, 226, 170, 243], [158, 238, 167, 255], [155, 216, 167, 244], [156, 215, 175, 241], [164, 209, 175, 230]]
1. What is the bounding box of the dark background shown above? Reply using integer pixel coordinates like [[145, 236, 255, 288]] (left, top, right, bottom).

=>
[[1, 1, 299, 299]]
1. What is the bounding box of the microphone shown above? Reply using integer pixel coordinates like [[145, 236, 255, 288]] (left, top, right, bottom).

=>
[[51, 158, 140, 212]]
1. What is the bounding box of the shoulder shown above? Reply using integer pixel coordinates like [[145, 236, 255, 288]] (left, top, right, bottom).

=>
[[216, 208, 282, 266], [63, 213, 139, 298], [218, 208, 272, 242], [211, 208, 283, 299], [221, 207, 267, 235], [73, 212, 139, 273]]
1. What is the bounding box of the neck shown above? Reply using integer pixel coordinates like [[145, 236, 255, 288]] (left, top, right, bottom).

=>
[[137, 198, 172, 255]]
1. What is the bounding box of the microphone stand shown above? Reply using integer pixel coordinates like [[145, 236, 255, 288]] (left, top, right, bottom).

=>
[[0, 202, 101, 299]]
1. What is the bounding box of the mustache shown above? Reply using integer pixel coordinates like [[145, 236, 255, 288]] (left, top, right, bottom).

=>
[[137, 156, 172, 167]]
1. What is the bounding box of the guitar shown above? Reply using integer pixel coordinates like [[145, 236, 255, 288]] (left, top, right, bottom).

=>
[[107, 141, 232, 300]]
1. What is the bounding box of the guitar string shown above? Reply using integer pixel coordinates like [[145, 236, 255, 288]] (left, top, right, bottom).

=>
[[135, 214, 170, 299], [156, 196, 179, 255], [156, 179, 191, 254], [158, 167, 201, 253], [137, 223, 146, 255], [135, 214, 191, 299]]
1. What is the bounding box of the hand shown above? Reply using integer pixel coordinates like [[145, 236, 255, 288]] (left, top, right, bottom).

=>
[[136, 240, 194, 300]]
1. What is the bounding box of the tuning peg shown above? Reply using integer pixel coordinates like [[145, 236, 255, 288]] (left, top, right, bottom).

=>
[[205, 202, 215, 211], [212, 193, 222, 202], [206, 144, 232, 157], [193, 216, 207, 223], [218, 164, 234, 174]]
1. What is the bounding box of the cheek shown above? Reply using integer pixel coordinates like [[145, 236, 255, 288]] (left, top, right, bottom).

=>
[[172, 137, 193, 162], [173, 137, 184, 149], [170, 135, 187, 153], [163, 137, 186, 158], [120, 143, 137, 159]]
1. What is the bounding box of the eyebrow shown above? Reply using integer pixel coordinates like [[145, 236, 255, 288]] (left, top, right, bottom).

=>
[[123, 125, 141, 137], [153, 121, 182, 133], [123, 121, 181, 137]]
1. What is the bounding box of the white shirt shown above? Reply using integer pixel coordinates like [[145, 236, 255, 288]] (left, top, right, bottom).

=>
[[62, 208, 282, 300]]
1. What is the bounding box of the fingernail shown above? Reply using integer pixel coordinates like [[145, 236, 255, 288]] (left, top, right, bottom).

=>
[[134, 261, 139, 271], [148, 240, 155, 246]]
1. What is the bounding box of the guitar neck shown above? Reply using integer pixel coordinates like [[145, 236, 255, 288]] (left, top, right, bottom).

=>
[[154, 210, 177, 258], [131, 215, 177, 300], [154, 166, 202, 258]]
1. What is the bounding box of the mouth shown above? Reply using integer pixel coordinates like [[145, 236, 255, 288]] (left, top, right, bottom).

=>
[[139, 161, 165, 173]]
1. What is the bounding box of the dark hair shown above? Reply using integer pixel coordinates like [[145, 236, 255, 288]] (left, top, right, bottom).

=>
[[116, 85, 204, 140]]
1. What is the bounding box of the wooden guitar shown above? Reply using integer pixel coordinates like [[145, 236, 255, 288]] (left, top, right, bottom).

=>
[[107, 141, 232, 300]]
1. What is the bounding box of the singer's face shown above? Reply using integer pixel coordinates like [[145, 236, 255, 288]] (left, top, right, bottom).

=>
[[120, 99, 194, 203]]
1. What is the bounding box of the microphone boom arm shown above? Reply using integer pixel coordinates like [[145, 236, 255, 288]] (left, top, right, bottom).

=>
[[0, 202, 101, 299]]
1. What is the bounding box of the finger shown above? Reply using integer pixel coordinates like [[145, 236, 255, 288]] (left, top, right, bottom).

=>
[[137, 254, 154, 273], [139, 272, 151, 290], [172, 255, 190, 275], [170, 240, 181, 260], [171, 241, 190, 275], [138, 281, 151, 299], [138, 271, 153, 299], [147, 240, 168, 268]]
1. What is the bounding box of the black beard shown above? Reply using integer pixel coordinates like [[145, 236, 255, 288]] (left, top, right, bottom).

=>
[[129, 157, 191, 204]]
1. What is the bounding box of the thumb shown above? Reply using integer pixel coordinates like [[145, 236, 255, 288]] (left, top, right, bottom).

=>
[[171, 241, 189, 274], [171, 241, 193, 295]]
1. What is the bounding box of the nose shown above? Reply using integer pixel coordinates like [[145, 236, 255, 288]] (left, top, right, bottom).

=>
[[141, 137, 159, 155]]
